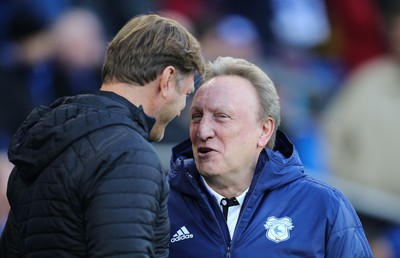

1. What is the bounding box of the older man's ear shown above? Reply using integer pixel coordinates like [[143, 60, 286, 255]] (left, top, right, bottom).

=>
[[258, 118, 274, 148]]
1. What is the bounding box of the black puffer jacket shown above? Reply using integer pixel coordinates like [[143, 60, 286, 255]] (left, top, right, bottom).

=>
[[0, 90, 169, 257]]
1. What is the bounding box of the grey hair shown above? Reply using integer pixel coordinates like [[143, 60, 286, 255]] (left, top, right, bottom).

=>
[[203, 56, 281, 149]]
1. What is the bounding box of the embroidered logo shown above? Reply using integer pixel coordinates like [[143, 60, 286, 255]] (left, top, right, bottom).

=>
[[264, 216, 294, 243], [170, 226, 194, 243]]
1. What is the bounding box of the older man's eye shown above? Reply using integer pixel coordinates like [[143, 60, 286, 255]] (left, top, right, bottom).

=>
[[216, 113, 229, 118], [191, 113, 202, 121]]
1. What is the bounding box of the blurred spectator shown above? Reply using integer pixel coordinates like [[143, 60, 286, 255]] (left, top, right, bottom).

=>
[[218, 0, 274, 49], [0, 2, 56, 234], [322, 0, 400, 256], [270, 0, 330, 49], [50, 8, 105, 97], [261, 42, 341, 173], [0, 4, 55, 149], [0, 5, 105, 149], [325, 0, 386, 73], [198, 15, 264, 62], [258, 0, 340, 173]]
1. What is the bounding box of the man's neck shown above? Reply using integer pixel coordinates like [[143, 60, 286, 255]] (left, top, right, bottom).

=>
[[202, 174, 252, 199]]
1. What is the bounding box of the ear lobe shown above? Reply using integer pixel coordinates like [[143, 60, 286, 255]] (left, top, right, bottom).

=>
[[159, 66, 176, 98], [258, 118, 274, 147]]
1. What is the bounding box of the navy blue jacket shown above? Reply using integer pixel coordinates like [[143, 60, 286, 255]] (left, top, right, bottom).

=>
[[1, 90, 169, 257], [168, 131, 373, 257]]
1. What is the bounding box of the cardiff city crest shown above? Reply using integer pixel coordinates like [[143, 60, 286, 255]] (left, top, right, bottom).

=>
[[264, 216, 294, 243]]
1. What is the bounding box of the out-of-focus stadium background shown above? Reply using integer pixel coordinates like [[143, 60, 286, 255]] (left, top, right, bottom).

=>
[[1, 0, 399, 257]]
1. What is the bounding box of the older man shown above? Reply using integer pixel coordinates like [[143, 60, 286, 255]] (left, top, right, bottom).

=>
[[167, 56, 373, 257]]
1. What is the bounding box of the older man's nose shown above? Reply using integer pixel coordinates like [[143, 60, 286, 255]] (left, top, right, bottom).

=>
[[196, 118, 215, 140]]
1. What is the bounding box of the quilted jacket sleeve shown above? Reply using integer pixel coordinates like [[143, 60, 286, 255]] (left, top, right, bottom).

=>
[[153, 176, 170, 258], [326, 192, 373, 258], [79, 130, 169, 258]]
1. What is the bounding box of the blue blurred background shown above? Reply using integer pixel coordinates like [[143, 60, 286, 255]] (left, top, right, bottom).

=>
[[1, 0, 400, 257]]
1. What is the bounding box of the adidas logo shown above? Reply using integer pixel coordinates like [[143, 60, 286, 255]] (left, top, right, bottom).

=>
[[170, 226, 194, 243]]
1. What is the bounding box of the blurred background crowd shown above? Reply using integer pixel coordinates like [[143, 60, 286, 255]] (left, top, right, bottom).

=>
[[0, 0, 399, 257]]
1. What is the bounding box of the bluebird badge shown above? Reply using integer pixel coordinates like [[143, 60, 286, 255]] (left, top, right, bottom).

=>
[[264, 216, 294, 243]]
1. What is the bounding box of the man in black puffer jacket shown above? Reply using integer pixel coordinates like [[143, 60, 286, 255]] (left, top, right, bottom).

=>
[[0, 14, 205, 257]]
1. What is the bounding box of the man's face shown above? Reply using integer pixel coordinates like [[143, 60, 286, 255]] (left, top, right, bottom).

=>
[[190, 75, 266, 180], [150, 74, 195, 142]]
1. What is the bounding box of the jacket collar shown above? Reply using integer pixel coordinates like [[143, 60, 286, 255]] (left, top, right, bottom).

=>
[[83, 90, 156, 134], [169, 130, 305, 196]]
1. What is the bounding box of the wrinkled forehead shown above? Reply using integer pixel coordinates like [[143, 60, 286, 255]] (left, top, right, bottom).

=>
[[192, 76, 258, 109], [192, 78, 228, 105]]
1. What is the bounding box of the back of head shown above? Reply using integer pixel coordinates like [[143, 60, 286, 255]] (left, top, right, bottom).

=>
[[204, 56, 281, 149], [102, 14, 205, 85]]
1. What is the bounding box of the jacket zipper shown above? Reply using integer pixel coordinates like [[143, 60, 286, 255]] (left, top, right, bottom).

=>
[[226, 245, 231, 258]]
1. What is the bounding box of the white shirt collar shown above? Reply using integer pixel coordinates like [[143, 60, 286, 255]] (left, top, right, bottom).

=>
[[201, 176, 249, 239], [201, 176, 248, 205]]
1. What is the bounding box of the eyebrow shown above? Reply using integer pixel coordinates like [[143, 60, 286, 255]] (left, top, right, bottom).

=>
[[190, 105, 201, 112]]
